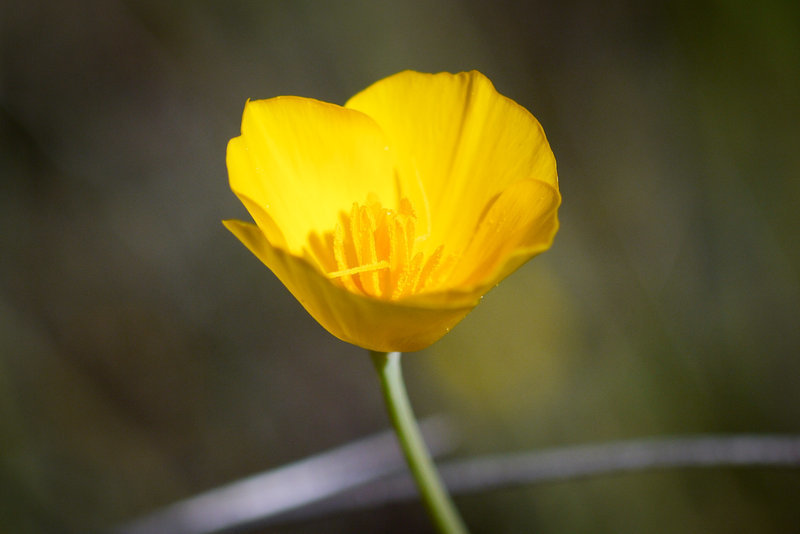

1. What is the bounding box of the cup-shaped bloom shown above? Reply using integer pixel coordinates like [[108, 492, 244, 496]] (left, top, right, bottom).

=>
[[224, 70, 560, 352]]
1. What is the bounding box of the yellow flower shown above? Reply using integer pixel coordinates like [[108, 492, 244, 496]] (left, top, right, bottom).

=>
[[224, 70, 560, 352]]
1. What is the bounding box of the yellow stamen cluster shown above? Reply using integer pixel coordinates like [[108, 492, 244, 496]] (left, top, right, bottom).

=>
[[310, 194, 451, 300]]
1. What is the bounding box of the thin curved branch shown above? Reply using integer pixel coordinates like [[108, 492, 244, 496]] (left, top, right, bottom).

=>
[[442, 433, 800, 491], [113, 433, 800, 534], [112, 416, 457, 534]]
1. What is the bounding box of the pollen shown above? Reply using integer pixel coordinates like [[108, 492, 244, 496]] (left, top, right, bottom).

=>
[[308, 194, 452, 300]]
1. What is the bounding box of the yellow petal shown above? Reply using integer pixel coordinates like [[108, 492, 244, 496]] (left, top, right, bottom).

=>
[[345, 70, 558, 255], [448, 179, 561, 290], [228, 96, 397, 254], [223, 219, 476, 352]]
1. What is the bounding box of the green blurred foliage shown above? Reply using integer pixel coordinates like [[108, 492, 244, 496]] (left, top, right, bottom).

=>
[[1, 1, 798, 532]]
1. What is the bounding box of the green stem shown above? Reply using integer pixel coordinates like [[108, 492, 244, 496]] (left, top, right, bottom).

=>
[[370, 351, 469, 534]]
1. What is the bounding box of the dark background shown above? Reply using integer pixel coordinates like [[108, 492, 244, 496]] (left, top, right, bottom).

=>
[[2, 1, 799, 532]]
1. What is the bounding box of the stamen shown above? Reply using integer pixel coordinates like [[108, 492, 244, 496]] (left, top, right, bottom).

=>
[[327, 261, 390, 279], [317, 194, 453, 300]]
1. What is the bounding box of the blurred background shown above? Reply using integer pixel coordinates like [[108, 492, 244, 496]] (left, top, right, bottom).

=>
[[2, 1, 799, 532]]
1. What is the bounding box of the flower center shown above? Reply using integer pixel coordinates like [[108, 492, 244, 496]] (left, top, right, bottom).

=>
[[309, 194, 451, 300]]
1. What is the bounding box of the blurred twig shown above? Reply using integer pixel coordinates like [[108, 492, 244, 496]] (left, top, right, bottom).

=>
[[441, 433, 800, 491], [114, 433, 800, 534], [112, 416, 457, 534]]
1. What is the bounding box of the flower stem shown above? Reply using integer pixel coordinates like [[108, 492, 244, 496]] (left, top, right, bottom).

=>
[[370, 351, 469, 534]]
